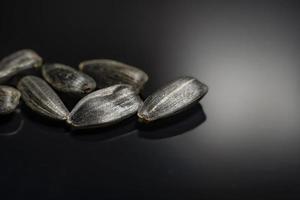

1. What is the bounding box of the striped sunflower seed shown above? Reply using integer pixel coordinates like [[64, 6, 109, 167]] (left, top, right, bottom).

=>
[[0, 49, 42, 83], [0, 86, 21, 114], [138, 76, 208, 122], [67, 84, 142, 129], [79, 59, 148, 92], [42, 63, 96, 95], [17, 76, 69, 120]]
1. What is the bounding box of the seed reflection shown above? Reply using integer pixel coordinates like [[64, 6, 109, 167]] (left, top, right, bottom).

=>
[[0, 109, 24, 136]]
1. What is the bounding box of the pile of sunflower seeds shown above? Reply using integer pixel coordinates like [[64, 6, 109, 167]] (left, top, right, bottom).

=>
[[0, 49, 208, 129]]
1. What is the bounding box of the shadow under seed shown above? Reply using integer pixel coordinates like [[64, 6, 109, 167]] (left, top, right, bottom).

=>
[[0, 110, 24, 136], [137, 104, 207, 139]]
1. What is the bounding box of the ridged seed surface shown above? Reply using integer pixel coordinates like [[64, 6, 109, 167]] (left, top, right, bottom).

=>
[[138, 76, 208, 122], [17, 76, 69, 120]]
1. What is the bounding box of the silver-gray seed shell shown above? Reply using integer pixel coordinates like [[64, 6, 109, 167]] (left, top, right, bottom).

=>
[[68, 84, 142, 128], [0, 86, 21, 114], [79, 59, 148, 92], [42, 63, 96, 95], [138, 76, 208, 122], [0, 49, 42, 83], [17, 76, 69, 120]]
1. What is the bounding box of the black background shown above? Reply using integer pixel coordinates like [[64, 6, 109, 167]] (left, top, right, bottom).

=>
[[1, 0, 300, 199]]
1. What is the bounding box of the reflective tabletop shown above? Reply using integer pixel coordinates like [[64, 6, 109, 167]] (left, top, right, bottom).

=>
[[1, 1, 300, 199]]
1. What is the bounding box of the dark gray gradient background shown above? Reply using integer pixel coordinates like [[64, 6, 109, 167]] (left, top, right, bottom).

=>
[[1, 0, 300, 199]]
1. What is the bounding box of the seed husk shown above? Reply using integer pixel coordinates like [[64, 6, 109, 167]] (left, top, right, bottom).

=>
[[79, 59, 148, 92], [17, 76, 69, 120], [42, 63, 96, 95], [0, 49, 42, 83], [0, 86, 21, 114], [67, 84, 142, 129], [138, 76, 208, 122]]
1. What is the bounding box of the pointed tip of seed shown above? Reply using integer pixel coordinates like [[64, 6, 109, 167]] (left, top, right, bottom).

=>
[[137, 113, 152, 123], [78, 63, 85, 71], [81, 83, 94, 94], [65, 118, 80, 130], [20, 49, 43, 68], [66, 116, 76, 127]]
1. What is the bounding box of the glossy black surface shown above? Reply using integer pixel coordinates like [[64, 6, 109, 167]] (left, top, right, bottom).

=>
[[1, 0, 300, 199]]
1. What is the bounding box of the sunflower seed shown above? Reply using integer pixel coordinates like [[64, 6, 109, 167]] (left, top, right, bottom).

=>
[[138, 76, 208, 122], [17, 76, 69, 120], [67, 84, 142, 129], [0, 49, 42, 83], [42, 63, 96, 95], [0, 86, 21, 114], [79, 59, 148, 92]]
